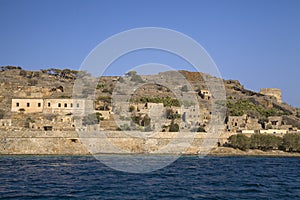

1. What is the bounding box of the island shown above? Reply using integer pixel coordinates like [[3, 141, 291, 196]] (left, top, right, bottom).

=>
[[1, 66, 300, 156]]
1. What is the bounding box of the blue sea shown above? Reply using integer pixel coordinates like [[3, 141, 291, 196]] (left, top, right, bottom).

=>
[[0, 156, 300, 199]]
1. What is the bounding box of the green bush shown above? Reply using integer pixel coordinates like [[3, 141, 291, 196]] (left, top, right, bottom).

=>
[[227, 133, 300, 152], [283, 133, 300, 152], [228, 134, 251, 150], [129, 105, 135, 112], [250, 134, 282, 151], [132, 96, 180, 107], [227, 99, 288, 118], [194, 126, 206, 132], [82, 113, 99, 126], [169, 120, 179, 132], [166, 109, 181, 119]]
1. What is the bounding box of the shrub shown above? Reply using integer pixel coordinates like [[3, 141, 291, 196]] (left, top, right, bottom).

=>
[[228, 134, 250, 150], [132, 96, 180, 107], [197, 126, 206, 132], [129, 106, 135, 112], [227, 99, 288, 118], [250, 134, 282, 151], [283, 133, 300, 152], [82, 113, 99, 126], [0, 109, 4, 119], [142, 114, 151, 127], [228, 133, 284, 151], [169, 120, 179, 132], [166, 109, 181, 119]]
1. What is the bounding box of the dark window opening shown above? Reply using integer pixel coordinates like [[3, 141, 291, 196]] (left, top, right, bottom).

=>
[[16, 102, 19, 107], [76, 103, 80, 108], [64, 103, 67, 108], [38, 103, 41, 107], [70, 139, 78, 143], [48, 102, 51, 107], [58, 103, 61, 107], [44, 126, 53, 131], [27, 103, 30, 107]]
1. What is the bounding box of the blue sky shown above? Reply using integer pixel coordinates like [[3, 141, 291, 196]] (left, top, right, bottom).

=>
[[0, 0, 300, 106]]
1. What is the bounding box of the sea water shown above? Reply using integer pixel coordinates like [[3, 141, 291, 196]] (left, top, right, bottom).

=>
[[0, 156, 300, 199]]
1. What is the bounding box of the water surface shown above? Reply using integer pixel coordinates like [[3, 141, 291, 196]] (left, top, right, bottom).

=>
[[0, 156, 300, 199]]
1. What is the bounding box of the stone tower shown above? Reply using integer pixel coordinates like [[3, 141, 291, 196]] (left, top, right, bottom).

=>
[[260, 88, 282, 103]]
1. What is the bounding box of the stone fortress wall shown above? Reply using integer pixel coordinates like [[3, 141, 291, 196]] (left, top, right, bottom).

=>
[[0, 130, 231, 155], [260, 88, 282, 103]]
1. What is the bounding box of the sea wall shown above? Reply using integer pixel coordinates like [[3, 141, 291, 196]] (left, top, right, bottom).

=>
[[0, 131, 232, 155]]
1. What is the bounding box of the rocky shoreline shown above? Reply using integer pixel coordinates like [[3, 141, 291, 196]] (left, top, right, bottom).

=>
[[209, 147, 300, 157], [1, 130, 300, 157]]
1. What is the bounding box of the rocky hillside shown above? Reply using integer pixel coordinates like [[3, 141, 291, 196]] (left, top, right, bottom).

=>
[[0, 66, 299, 127]]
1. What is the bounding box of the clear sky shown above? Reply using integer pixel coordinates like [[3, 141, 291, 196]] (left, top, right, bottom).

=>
[[0, 0, 300, 107]]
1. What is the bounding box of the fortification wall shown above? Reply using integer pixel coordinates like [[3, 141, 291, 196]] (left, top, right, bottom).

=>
[[260, 88, 282, 103], [0, 131, 231, 155]]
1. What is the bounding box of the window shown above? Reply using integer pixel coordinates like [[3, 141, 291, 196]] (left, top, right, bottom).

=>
[[38, 103, 41, 107], [27, 103, 30, 107], [58, 103, 61, 108], [64, 103, 67, 108], [76, 103, 80, 108], [70, 103, 73, 108], [16, 102, 19, 107], [48, 102, 51, 107]]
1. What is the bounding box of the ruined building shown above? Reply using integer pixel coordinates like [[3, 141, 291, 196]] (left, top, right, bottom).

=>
[[260, 88, 282, 103]]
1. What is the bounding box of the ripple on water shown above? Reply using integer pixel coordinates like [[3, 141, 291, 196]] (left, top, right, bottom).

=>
[[0, 156, 300, 199]]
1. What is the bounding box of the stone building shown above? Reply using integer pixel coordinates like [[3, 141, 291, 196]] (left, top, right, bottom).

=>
[[199, 90, 211, 100], [181, 106, 210, 130], [226, 115, 247, 132], [0, 119, 11, 128], [29, 114, 76, 131], [42, 99, 87, 115], [11, 99, 44, 113], [226, 114, 261, 132], [11, 98, 89, 115], [260, 88, 282, 103], [266, 116, 293, 130]]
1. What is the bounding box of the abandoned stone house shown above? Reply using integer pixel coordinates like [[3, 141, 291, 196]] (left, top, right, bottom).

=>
[[74, 117, 101, 132], [226, 114, 262, 132], [131, 103, 165, 130], [11, 98, 88, 115], [29, 114, 76, 131], [199, 90, 211, 100], [181, 106, 210, 130], [0, 119, 11, 128], [266, 116, 293, 130]]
